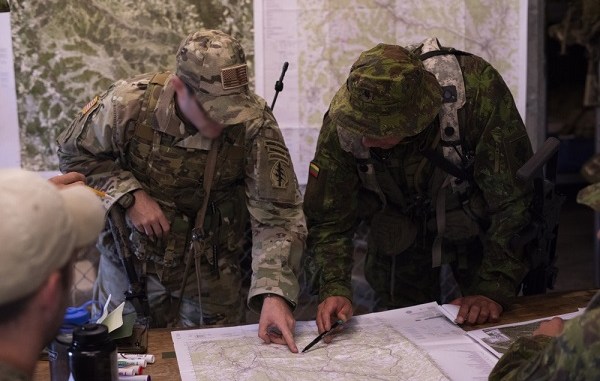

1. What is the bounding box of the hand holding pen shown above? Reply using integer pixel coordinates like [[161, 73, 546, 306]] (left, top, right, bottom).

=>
[[302, 319, 345, 353], [316, 296, 353, 344]]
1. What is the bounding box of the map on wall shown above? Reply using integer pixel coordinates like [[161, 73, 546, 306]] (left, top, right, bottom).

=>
[[0, 3, 20, 168], [254, 0, 527, 184], [9, 0, 527, 176], [9, 0, 253, 170]]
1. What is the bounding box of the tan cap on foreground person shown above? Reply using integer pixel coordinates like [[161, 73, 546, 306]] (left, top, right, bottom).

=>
[[0, 169, 105, 305]]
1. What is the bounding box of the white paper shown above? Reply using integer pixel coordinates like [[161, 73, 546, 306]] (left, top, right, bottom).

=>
[[172, 302, 497, 380], [467, 310, 584, 358], [98, 301, 125, 333], [437, 303, 460, 324], [96, 294, 112, 324], [376, 302, 498, 380]]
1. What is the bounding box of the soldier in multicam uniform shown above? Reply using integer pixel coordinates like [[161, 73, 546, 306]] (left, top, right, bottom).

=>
[[304, 40, 534, 336], [57, 30, 307, 352], [488, 182, 600, 380]]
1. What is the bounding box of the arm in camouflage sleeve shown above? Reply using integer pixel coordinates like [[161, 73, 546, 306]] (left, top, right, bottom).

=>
[[303, 113, 361, 303], [56, 81, 144, 206], [463, 58, 534, 306], [244, 107, 307, 313], [489, 306, 600, 380]]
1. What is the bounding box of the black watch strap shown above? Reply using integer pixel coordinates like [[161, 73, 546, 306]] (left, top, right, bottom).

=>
[[117, 192, 135, 209]]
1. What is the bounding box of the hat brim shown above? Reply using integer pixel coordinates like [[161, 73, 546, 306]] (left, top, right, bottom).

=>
[[196, 91, 264, 126], [329, 71, 441, 139], [577, 183, 600, 212]]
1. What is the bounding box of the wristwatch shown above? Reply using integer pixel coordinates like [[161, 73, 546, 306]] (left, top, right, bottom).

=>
[[117, 192, 135, 209]]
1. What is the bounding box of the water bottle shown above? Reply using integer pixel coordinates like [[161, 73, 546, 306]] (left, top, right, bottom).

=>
[[68, 323, 119, 381], [48, 304, 93, 381]]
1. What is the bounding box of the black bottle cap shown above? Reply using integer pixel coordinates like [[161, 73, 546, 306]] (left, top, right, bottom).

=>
[[71, 323, 111, 349]]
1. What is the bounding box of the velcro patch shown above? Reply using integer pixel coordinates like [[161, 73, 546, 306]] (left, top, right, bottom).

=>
[[81, 96, 99, 115], [309, 161, 320, 178]]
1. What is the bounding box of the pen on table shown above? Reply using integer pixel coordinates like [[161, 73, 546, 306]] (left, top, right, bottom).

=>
[[119, 353, 156, 364], [301, 319, 344, 353]]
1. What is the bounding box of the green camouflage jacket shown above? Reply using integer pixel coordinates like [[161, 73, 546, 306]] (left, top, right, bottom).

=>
[[57, 72, 306, 312], [489, 291, 600, 380], [304, 47, 533, 305]]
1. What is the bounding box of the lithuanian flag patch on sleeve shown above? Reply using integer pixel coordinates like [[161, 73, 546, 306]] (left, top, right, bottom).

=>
[[309, 161, 320, 178]]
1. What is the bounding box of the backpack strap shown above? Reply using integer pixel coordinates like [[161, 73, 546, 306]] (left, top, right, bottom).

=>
[[419, 38, 469, 195]]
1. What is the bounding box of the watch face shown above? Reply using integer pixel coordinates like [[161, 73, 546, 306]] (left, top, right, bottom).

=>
[[119, 193, 134, 209]]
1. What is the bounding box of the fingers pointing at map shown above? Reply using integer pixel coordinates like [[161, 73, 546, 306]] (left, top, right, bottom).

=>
[[258, 294, 298, 353]]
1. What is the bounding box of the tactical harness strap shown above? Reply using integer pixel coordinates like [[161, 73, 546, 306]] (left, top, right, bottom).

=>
[[171, 140, 219, 326], [347, 39, 473, 269], [418, 39, 476, 276], [129, 72, 222, 326], [419, 38, 469, 195]]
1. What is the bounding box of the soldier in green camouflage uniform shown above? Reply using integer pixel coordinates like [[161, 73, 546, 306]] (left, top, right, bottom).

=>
[[304, 40, 534, 335], [489, 184, 600, 380], [57, 30, 306, 352]]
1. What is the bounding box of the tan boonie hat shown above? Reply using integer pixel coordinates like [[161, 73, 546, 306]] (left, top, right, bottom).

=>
[[175, 29, 262, 125], [329, 43, 442, 139], [0, 169, 105, 305]]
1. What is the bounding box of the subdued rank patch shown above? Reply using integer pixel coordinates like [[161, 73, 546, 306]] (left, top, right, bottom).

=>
[[265, 140, 291, 189], [81, 96, 99, 115], [309, 161, 320, 178]]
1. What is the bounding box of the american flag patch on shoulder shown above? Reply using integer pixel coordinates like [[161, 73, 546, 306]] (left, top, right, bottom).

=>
[[309, 161, 320, 178], [81, 96, 99, 115]]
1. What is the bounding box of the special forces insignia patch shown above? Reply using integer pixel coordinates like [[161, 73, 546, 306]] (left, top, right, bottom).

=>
[[265, 140, 291, 189]]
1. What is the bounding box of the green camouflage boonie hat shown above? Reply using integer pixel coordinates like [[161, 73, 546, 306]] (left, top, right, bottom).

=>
[[329, 43, 442, 139], [176, 30, 261, 125]]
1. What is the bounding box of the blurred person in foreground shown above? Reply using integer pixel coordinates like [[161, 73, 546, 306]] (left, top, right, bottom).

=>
[[0, 169, 104, 380]]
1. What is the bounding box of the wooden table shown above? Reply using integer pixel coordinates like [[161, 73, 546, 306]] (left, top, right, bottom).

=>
[[33, 288, 598, 380]]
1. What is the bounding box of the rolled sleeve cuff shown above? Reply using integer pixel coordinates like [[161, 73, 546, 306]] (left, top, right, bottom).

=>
[[247, 271, 299, 314]]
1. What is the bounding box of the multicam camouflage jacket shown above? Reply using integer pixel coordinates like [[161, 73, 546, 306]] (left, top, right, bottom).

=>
[[489, 291, 600, 380], [57, 72, 307, 312], [304, 45, 533, 306]]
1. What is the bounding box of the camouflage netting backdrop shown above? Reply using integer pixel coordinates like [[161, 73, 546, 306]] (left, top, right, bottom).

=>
[[9, 0, 253, 170]]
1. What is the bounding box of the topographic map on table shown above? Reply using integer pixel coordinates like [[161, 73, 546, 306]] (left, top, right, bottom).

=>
[[172, 312, 448, 381]]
